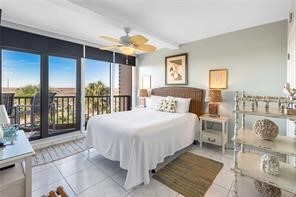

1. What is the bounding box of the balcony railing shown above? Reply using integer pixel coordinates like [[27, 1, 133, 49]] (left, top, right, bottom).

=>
[[12, 95, 131, 131]]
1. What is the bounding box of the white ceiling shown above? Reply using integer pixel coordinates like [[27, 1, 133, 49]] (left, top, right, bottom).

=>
[[0, 0, 291, 51]]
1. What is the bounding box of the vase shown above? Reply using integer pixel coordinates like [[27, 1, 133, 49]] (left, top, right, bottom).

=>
[[254, 180, 281, 197], [253, 119, 279, 140], [260, 154, 280, 175]]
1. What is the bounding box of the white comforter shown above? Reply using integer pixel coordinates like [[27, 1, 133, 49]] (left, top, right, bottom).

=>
[[86, 108, 198, 189]]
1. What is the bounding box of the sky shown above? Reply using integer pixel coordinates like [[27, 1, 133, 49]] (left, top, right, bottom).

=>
[[1, 49, 117, 88]]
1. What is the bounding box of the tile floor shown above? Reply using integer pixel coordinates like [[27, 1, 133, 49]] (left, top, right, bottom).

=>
[[32, 144, 294, 197]]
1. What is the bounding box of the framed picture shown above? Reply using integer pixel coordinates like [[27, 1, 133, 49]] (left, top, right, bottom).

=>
[[165, 53, 188, 85], [209, 69, 228, 89]]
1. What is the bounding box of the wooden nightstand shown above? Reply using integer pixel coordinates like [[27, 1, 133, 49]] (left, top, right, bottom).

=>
[[199, 114, 229, 154]]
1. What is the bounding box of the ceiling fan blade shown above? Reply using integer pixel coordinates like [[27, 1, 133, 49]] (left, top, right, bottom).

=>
[[136, 44, 156, 52], [130, 35, 148, 46], [100, 36, 120, 43], [101, 45, 120, 51]]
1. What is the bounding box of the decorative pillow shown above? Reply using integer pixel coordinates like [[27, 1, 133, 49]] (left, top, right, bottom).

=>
[[157, 99, 167, 111], [157, 97, 177, 113]]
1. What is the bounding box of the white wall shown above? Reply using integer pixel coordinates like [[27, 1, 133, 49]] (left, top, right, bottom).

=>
[[136, 20, 288, 139], [287, 0, 296, 166], [287, 1, 296, 138]]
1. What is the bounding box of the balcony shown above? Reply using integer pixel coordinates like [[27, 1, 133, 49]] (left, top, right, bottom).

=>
[[8, 95, 131, 138]]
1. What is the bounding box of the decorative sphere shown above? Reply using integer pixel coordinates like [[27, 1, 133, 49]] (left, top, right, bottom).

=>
[[254, 180, 281, 197], [253, 119, 279, 140], [260, 154, 280, 176]]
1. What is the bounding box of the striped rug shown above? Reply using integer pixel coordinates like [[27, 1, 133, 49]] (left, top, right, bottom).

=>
[[32, 138, 87, 166], [153, 152, 223, 197]]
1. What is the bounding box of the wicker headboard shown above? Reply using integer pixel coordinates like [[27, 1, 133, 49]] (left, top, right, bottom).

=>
[[151, 87, 204, 116]]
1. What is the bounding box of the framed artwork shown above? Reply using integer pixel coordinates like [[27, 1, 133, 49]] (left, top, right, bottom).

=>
[[165, 53, 188, 85], [142, 75, 151, 89], [209, 69, 228, 89]]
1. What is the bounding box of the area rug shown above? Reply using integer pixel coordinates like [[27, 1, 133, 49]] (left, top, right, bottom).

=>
[[32, 138, 87, 166], [152, 152, 223, 197]]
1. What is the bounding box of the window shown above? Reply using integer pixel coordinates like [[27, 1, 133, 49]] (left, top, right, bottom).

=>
[[113, 64, 132, 112], [1, 49, 41, 138], [85, 59, 111, 119], [48, 56, 78, 135]]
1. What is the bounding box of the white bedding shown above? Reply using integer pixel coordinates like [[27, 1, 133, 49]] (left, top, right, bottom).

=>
[[86, 108, 198, 189]]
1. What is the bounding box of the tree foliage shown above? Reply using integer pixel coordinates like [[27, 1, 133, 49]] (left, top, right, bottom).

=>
[[15, 85, 39, 97], [85, 81, 110, 114], [85, 81, 110, 96]]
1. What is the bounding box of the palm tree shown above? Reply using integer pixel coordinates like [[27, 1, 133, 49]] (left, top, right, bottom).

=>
[[85, 81, 110, 96], [85, 81, 110, 115]]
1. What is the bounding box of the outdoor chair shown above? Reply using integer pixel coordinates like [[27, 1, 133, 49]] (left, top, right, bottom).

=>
[[1, 93, 18, 124], [17, 92, 56, 132]]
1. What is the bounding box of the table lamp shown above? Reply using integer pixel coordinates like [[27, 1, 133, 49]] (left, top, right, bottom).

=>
[[138, 89, 148, 107], [206, 89, 223, 117], [0, 105, 10, 147]]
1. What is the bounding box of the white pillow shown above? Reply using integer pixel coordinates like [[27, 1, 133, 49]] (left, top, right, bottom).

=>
[[147, 95, 166, 109], [145, 97, 151, 108], [174, 97, 191, 113]]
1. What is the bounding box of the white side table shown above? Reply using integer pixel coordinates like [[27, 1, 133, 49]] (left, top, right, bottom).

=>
[[199, 114, 229, 154], [0, 130, 34, 197]]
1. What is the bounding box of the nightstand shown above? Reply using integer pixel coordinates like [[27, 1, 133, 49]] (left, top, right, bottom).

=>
[[199, 114, 229, 154]]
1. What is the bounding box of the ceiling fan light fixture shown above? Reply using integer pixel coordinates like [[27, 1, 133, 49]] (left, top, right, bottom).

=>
[[120, 46, 134, 55], [100, 27, 156, 55]]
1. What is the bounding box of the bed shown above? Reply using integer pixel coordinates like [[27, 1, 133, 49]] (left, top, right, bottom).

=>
[[86, 87, 204, 189]]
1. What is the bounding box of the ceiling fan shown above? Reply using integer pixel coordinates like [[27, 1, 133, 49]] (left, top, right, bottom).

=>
[[100, 27, 157, 56]]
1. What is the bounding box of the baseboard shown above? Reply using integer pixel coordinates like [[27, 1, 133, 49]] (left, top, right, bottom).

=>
[[31, 131, 85, 150]]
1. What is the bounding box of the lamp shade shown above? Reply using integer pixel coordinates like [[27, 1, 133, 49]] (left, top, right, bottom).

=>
[[0, 105, 10, 124], [206, 89, 223, 102], [137, 89, 148, 98]]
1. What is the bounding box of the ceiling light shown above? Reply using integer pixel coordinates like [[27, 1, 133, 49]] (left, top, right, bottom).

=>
[[120, 46, 134, 55]]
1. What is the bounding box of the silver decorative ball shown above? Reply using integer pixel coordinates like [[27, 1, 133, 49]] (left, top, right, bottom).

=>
[[253, 119, 279, 140], [260, 154, 280, 176], [254, 180, 281, 197]]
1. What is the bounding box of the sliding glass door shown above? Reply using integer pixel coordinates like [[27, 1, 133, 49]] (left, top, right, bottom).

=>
[[0, 49, 81, 139], [83, 60, 132, 126], [1, 49, 41, 138], [48, 56, 79, 135], [84, 59, 111, 121]]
